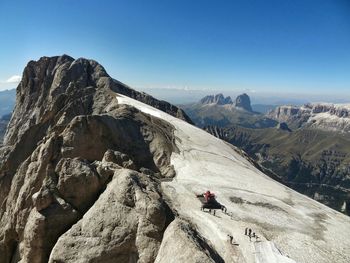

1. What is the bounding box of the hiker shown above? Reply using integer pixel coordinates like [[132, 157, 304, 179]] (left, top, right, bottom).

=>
[[221, 205, 227, 213], [244, 228, 248, 235], [248, 229, 252, 241], [227, 234, 233, 244]]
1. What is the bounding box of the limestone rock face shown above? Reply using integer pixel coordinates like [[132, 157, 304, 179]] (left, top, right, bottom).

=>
[[49, 169, 169, 263], [0, 55, 198, 263], [235, 93, 252, 112]]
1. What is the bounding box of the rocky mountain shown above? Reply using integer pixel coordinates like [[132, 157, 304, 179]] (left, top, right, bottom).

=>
[[200, 93, 233, 105], [180, 93, 277, 129], [205, 124, 350, 215], [235, 93, 252, 112], [0, 55, 190, 263], [1, 55, 350, 263], [267, 103, 350, 133]]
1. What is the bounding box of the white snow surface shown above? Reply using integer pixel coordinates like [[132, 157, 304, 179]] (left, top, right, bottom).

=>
[[117, 94, 350, 263]]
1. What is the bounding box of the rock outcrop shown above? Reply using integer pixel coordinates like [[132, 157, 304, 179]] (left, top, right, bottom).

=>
[[0, 55, 196, 263], [49, 169, 168, 263], [235, 93, 252, 112]]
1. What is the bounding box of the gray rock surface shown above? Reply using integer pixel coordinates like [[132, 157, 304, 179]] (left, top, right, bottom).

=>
[[49, 168, 168, 263]]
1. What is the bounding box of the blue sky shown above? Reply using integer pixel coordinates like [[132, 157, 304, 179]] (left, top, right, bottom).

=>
[[0, 0, 349, 102]]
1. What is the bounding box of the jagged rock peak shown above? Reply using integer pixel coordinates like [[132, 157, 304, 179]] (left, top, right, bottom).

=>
[[199, 93, 233, 105], [0, 55, 186, 262], [4, 55, 192, 145], [235, 93, 252, 112]]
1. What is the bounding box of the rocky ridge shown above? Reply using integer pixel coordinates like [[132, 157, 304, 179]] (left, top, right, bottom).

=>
[[0, 55, 204, 263], [267, 103, 350, 132]]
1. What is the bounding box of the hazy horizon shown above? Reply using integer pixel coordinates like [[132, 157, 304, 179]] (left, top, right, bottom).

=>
[[1, 0, 350, 99], [1, 84, 349, 107]]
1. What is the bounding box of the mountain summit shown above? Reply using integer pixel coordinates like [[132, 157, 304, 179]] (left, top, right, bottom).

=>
[[181, 93, 276, 129], [1, 56, 350, 263], [200, 93, 233, 105], [235, 93, 253, 112], [0, 55, 191, 262], [199, 93, 253, 112]]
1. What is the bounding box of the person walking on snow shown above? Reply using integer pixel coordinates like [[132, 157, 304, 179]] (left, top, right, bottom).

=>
[[227, 235, 233, 244]]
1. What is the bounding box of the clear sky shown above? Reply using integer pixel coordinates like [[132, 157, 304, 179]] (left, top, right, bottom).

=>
[[0, 0, 349, 102]]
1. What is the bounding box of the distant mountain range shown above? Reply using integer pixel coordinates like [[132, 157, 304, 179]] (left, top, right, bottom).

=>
[[182, 93, 350, 215], [179, 93, 278, 129], [267, 103, 350, 133], [0, 89, 16, 116]]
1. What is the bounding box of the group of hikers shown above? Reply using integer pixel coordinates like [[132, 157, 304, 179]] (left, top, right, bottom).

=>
[[227, 228, 260, 245], [245, 228, 259, 241]]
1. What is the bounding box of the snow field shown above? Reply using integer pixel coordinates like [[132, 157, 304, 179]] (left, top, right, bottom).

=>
[[117, 94, 350, 263]]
